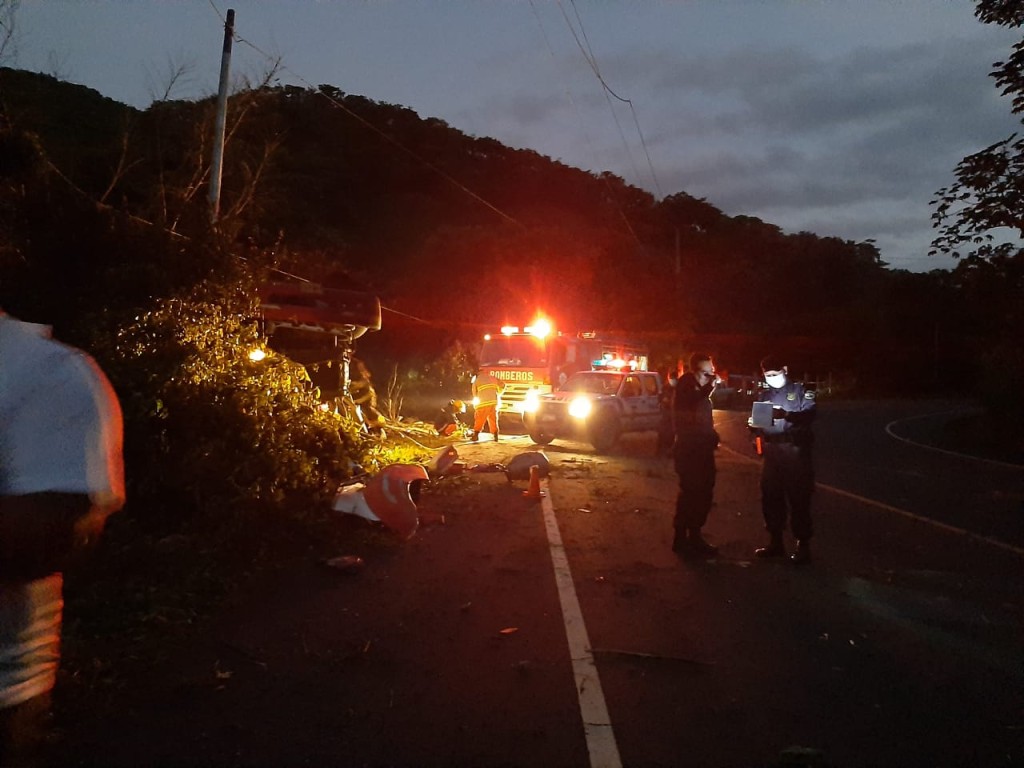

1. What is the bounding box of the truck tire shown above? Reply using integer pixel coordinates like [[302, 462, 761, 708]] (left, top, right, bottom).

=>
[[529, 431, 555, 446], [590, 413, 621, 452]]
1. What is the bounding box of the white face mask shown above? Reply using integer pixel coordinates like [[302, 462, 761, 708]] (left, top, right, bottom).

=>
[[764, 373, 787, 389]]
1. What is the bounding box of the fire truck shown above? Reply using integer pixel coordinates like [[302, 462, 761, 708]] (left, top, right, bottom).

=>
[[476, 320, 648, 421]]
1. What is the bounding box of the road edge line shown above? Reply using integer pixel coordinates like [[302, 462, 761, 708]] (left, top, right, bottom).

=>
[[885, 409, 1024, 470], [540, 478, 623, 768], [816, 481, 1024, 557]]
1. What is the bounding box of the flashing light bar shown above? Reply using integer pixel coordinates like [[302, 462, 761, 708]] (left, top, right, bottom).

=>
[[526, 318, 552, 339], [495, 321, 554, 339], [593, 356, 639, 371]]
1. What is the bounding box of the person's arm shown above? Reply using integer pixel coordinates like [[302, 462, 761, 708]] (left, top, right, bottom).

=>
[[770, 387, 819, 430], [772, 388, 816, 426]]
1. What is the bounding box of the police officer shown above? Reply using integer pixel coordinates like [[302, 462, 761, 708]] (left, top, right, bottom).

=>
[[655, 365, 679, 457], [671, 354, 720, 557], [750, 355, 816, 564]]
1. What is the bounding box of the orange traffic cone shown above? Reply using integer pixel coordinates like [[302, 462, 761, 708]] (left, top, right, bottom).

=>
[[523, 464, 545, 499]]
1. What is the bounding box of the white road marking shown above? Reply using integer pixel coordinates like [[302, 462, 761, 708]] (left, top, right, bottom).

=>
[[885, 409, 1024, 470], [817, 482, 1024, 557], [539, 478, 623, 768]]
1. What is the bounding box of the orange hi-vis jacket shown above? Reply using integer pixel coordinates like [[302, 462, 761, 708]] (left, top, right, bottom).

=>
[[472, 372, 505, 406]]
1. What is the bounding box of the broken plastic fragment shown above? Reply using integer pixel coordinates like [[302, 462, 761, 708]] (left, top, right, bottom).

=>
[[332, 483, 380, 522], [427, 445, 459, 476], [362, 464, 430, 540], [324, 555, 365, 572]]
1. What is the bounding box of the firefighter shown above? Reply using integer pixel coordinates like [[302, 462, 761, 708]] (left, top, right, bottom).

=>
[[749, 355, 817, 564], [349, 358, 384, 432], [434, 399, 468, 437], [470, 371, 505, 442]]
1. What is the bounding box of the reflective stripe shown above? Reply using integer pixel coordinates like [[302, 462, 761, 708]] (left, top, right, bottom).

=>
[[0, 574, 63, 708]]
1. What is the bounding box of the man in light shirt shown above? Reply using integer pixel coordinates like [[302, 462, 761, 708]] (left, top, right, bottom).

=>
[[0, 310, 125, 765]]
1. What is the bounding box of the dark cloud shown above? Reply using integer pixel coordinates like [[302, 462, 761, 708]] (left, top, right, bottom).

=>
[[564, 31, 1017, 263]]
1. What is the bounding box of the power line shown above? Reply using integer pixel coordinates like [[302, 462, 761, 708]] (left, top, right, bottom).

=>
[[527, 0, 644, 247], [556, 0, 663, 198]]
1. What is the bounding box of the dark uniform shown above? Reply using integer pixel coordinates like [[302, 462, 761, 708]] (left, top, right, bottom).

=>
[[672, 372, 719, 553], [656, 371, 678, 456], [753, 380, 816, 545]]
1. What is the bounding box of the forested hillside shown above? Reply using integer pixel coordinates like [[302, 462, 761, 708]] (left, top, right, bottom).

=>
[[1, 67, 977, 384]]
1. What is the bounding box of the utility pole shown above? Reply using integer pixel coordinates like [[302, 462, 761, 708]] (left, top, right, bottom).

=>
[[209, 8, 234, 224]]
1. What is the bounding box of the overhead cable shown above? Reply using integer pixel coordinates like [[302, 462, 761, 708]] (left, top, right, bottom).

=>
[[557, 0, 663, 198]]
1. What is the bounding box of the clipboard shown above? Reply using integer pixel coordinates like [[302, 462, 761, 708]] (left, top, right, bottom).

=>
[[750, 401, 775, 429]]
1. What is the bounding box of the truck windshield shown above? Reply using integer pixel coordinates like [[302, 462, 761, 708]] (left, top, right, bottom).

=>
[[480, 337, 548, 367], [563, 372, 623, 394]]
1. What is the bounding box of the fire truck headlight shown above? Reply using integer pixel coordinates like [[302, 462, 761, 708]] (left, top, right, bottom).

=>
[[568, 396, 592, 420], [522, 390, 540, 413]]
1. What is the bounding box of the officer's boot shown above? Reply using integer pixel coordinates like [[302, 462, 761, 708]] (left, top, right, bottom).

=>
[[754, 533, 786, 558], [790, 539, 812, 565], [671, 528, 687, 553], [470, 431, 479, 442], [687, 528, 718, 558]]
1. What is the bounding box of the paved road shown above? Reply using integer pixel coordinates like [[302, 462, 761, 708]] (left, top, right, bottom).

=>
[[50, 400, 1023, 767], [716, 398, 1024, 549]]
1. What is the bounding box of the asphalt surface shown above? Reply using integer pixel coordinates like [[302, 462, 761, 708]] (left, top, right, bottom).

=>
[[48, 400, 1023, 767]]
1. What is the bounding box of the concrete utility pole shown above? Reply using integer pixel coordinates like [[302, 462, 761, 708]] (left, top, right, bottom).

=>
[[209, 8, 235, 224]]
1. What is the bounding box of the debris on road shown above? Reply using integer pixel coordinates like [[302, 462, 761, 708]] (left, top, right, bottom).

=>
[[332, 444, 549, 542], [591, 647, 715, 666], [505, 450, 550, 481], [426, 444, 459, 476], [322, 555, 365, 573], [332, 482, 380, 522], [333, 464, 428, 540]]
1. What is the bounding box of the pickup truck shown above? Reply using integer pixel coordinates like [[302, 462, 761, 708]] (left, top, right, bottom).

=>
[[523, 370, 664, 452]]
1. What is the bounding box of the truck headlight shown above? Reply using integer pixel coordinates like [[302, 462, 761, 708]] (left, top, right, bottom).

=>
[[522, 390, 540, 413], [568, 396, 592, 420]]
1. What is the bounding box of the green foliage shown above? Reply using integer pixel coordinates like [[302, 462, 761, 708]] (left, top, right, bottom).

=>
[[931, 3, 1024, 262], [424, 338, 478, 389], [924, 2, 1024, 437], [94, 293, 370, 527], [931, 135, 1024, 261]]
